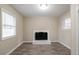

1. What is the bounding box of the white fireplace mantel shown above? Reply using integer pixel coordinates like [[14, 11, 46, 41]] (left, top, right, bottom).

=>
[[33, 29, 51, 44]]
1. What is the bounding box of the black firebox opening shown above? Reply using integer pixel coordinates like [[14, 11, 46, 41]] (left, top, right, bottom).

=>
[[35, 32, 48, 40]]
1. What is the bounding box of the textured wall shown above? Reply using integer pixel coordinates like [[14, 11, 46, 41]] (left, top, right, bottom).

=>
[[23, 17, 58, 42]]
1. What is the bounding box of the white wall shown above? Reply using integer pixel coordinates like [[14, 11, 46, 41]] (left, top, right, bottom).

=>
[[71, 4, 79, 55], [78, 5, 79, 55], [0, 4, 23, 54], [58, 11, 71, 49], [23, 17, 58, 42]]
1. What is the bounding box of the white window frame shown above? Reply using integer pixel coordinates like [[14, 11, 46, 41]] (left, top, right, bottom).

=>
[[1, 8, 16, 40]]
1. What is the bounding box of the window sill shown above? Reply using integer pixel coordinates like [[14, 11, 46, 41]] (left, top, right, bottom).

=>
[[2, 35, 16, 40]]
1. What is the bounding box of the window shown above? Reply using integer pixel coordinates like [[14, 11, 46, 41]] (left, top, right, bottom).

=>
[[2, 10, 16, 39], [64, 18, 71, 29]]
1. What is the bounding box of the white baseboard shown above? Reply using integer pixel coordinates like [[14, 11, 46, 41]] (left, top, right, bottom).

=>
[[23, 41, 58, 44], [59, 41, 71, 49], [6, 42, 23, 55], [23, 41, 32, 43], [51, 41, 58, 42]]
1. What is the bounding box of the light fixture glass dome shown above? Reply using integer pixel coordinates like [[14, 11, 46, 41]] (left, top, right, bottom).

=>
[[39, 4, 48, 10]]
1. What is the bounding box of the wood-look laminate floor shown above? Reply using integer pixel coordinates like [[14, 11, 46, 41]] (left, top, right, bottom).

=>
[[10, 42, 71, 55]]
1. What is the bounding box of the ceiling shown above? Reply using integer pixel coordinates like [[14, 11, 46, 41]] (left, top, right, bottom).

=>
[[12, 4, 70, 17]]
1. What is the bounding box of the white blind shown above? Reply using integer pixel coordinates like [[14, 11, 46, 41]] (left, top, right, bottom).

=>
[[64, 18, 71, 29], [2, 11, 16, 38]]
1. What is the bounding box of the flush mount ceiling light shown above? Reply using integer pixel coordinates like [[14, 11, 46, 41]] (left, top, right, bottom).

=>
[[39, 4, 49, 10], [38, 0, 49, 11]]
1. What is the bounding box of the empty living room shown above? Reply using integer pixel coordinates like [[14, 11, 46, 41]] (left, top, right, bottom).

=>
[[0, 4, 79, 55]]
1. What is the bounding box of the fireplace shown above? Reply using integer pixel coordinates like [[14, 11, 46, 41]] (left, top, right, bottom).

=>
[[33, 29, 51, 44], [35, 32, 48, 40]]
